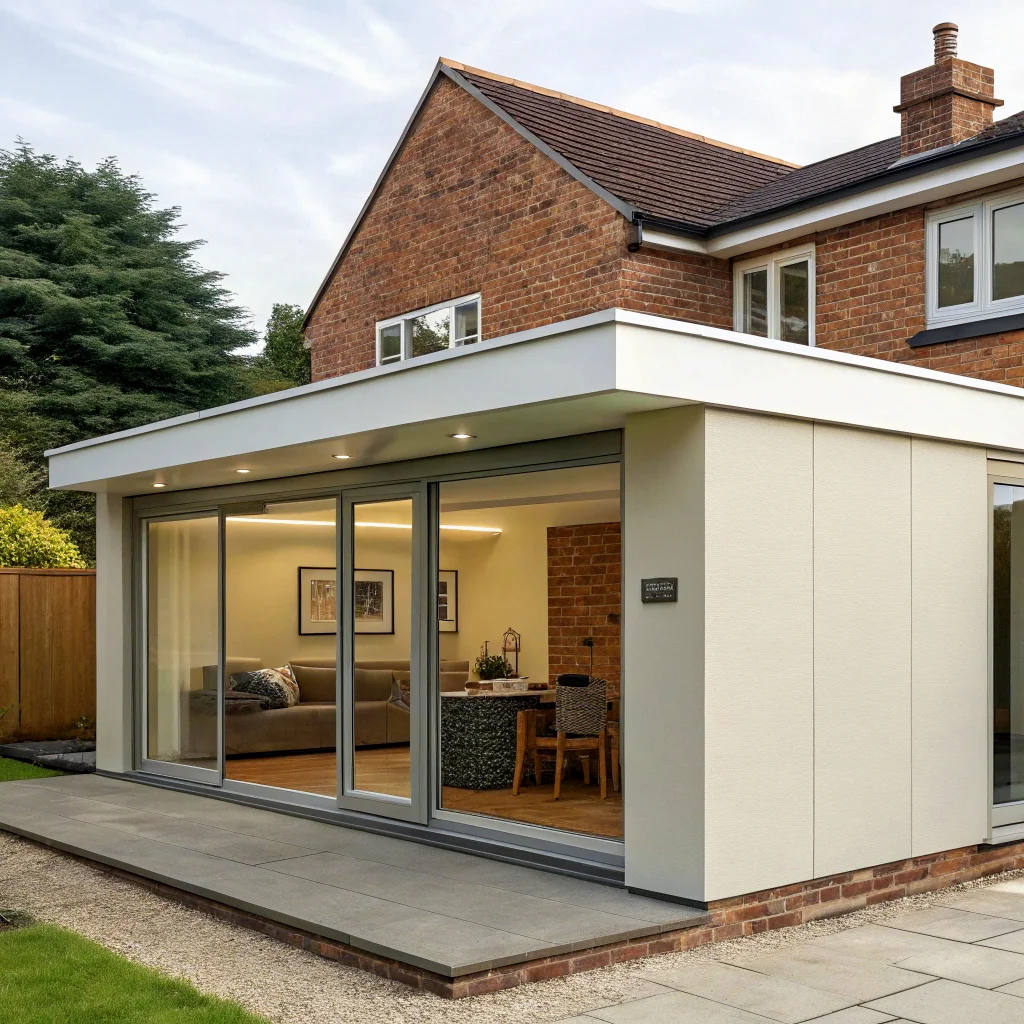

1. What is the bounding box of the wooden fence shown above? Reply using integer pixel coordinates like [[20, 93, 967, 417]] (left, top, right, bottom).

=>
[[0, 567, 96, 742]]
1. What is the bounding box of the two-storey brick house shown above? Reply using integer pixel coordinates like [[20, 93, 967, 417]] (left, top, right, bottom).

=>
[[31, 22, 1024, 993]]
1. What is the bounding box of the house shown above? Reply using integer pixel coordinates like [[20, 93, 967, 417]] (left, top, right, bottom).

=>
[[24, 20, 1024, 986]]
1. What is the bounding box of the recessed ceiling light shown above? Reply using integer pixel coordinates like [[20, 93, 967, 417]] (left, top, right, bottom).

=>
[[450, 433, 475, 440], [235, 469, 251, 474], [332, 454, 351, 460], [153, 482, 166, 488]]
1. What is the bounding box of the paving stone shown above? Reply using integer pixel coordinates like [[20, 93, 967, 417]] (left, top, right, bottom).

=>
[[719, 945, 933, 1002], [642, 960, 855, 1022], [864, 977, 1024, 1023], [807, 924, 964, 964], [933, 889, 1024, 924], [883, 905, 1024, 942], [797, 1009, 895, 1023], [894, 941, 1024, 988], [982, 930, 1024, 955], [586, 989, 784, 1023]]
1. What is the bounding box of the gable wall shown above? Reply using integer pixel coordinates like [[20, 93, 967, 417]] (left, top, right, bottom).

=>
[[305, 77, 733, 381]]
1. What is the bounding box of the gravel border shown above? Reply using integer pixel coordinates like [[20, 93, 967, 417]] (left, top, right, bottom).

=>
[[2, 829, 1022, 1023]]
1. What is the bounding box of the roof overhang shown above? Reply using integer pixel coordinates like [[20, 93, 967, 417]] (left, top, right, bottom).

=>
[[48, 309, 1024, 497]]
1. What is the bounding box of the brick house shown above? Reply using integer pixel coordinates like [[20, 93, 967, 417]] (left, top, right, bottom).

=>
[[34, 22, 1024, 994]]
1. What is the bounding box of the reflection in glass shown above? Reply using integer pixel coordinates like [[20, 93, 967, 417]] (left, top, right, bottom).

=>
[[410, 309, 451, 357], [223, 498, 338, 796], [454, 300, 479, 345], [379, 324, 402, 363], [938, 217, 975, 307], [437, 464, 623, 839], [742, 268, 768, 336], [993, 202, 1024, 302], [779, 260, 810, 344], [352, 499, 412, 799], [146, 516, 219, 772], [994, 484, 1024, 806]]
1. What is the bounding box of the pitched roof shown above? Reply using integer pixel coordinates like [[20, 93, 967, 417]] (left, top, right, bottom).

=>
[[449, 62, 796, 232]]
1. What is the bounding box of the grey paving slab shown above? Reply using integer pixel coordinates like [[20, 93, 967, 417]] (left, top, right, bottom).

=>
[[805, 924, 965, 964], [639, 960, 855, 1022], [983, 930, 1024, 955], [719, 946, 933, 1002], [933, 889, 1024, 923], [798, 1009, 895, 1023], [586, 989, 782, 1023], [550, 1017, 604, 1023], [997, 977, 1024, 996], [894, 941, 1024, 988], [865, 977, 1024, 1023], [883, 904, 1024, 942]]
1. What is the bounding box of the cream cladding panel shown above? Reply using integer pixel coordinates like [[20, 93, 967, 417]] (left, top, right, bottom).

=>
[[813, 425, 912, 877], [704, 409, 814, 900], [911, 439, 988, 853]]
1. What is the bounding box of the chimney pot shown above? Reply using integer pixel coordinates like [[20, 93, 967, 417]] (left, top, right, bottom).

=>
[[933, 22, 958, 62]]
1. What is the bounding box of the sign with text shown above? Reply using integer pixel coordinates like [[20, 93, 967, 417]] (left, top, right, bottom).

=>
[[641, 577, 678, 603]]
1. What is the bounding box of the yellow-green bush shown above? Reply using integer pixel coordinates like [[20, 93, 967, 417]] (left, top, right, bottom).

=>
[[0, 505, 87, 568]]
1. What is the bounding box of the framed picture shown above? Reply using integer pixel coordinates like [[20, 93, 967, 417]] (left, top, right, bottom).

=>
[[438, 569, 458, 633], [298, 566, 337, 635], [354, 568, 394, 634]]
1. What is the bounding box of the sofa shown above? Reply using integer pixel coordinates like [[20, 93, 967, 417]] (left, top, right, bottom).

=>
[[190, 658, 470, 757]]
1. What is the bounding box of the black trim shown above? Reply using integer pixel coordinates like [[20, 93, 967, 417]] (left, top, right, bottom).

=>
[[627, 886, 708, 911], [907, 312, 1024, 348]]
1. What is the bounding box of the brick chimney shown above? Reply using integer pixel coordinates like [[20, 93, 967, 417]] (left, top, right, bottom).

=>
[[894, 23, 1003, 158]]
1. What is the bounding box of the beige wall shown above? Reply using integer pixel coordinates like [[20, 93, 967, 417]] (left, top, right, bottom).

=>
[[624, 406, 990, 903]]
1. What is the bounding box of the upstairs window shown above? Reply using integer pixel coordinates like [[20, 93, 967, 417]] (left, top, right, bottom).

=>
[[733, 245, 815, 345], [376, 295, 481, 366], [927, 190, 1024, 327]]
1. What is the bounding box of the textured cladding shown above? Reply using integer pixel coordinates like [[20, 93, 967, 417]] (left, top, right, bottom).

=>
[[460, 70, 793, 230]]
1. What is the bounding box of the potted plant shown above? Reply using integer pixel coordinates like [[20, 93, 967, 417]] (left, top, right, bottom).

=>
[[474, 646, 513, 682]]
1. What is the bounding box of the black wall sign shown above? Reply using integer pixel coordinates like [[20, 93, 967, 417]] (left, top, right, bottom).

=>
[[641, 577, 678, 603]]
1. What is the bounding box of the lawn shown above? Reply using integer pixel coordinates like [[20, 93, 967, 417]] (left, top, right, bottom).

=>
[[0, 924, 268, 1024], [0, 757, 61, 782]]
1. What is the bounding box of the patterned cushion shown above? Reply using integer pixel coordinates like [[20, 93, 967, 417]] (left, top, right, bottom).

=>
[[230, 666, 300, 710]]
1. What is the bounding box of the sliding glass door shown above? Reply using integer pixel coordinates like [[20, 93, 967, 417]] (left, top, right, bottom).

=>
[[141, 512, 221, 784], [338, 486, 428, 822]]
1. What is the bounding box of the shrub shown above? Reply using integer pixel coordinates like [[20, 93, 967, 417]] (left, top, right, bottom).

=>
[[0, 505, 87, 568]]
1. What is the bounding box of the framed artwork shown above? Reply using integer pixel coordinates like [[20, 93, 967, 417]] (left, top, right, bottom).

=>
[[354, 568, 394, 634], [438, 569, 458, 633], [298, 566, 337, 635]]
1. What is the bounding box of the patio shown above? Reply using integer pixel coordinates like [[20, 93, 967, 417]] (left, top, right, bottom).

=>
[[0, 773, 700, 995]]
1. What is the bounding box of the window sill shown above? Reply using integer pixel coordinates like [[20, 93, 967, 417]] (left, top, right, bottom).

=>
[[908, 311, 1024, 349]]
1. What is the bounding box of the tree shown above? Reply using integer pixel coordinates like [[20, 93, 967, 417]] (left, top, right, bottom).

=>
[[263, 303, 310, 386], [0, 504, 86, 568], [0, 142, 260, 559]]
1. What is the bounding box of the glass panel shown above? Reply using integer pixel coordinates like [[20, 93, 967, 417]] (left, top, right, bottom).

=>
[[994, 484, 1024, 807], [223, 498, 338, 796], [410, 308, 451, 357], [146, 516, 219, 772], [379, 324, 402, 364], [453, 300, 479, 345], [993, 202, 1024, 302], [437, 464, 622, 840], [937, 217, 975, 307], [352, 498, 412, 799], [779, 260, 810, 344], [742, 268, 768, 336]]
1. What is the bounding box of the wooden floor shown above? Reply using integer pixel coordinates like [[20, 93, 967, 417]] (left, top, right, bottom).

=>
[[226, 747, 623, 839]]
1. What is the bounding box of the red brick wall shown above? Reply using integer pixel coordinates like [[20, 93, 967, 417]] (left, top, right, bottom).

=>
[[546, 522, 620, 696], [305, 77, 733, 380]]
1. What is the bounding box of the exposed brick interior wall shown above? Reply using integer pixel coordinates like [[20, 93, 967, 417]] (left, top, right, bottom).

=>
[[305, 77, 734, 381], [547, 522, 621, 696]]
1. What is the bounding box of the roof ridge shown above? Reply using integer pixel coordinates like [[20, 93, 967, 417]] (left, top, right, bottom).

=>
[[440, 58, 801, 169]]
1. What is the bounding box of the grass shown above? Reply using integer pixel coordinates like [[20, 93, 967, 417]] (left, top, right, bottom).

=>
[[0, 757, 61, 782], [0, 924, 269, 1024]]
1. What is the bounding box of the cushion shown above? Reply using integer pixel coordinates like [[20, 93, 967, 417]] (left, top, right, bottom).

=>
[[354, 668, 394, 702], [230, 666, 300, 710], [289, 663, 336, 703], [439, 670, 468, 692], [439, 660, 470, 674]]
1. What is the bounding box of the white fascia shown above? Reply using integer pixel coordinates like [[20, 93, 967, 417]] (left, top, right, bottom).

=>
[[643, 145, 1024, 259], [47, 308, 1024, 495]]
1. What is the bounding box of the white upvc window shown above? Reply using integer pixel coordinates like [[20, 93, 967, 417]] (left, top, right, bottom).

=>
[[733, 244, 815, 346], [927, 189, 1024, 327], [375, 294, 481, 366]]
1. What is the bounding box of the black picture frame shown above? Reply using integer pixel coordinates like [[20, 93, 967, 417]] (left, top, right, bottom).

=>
[[297, 566, 396, 636]]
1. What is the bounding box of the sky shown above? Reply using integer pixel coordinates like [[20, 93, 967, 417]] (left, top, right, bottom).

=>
[[1, 1, 1022, 350]]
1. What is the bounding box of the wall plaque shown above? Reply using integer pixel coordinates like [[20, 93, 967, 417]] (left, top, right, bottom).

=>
[[641, 577, 678, 603]]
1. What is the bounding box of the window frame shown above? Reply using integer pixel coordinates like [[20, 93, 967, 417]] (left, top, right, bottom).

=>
[[375, 293, 482, 366], [926, 188, 1024, 328], [732, 244, 816, 346]]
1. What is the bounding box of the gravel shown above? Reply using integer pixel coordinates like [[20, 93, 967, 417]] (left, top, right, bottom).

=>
[[1, 829, 1021, 1023]]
